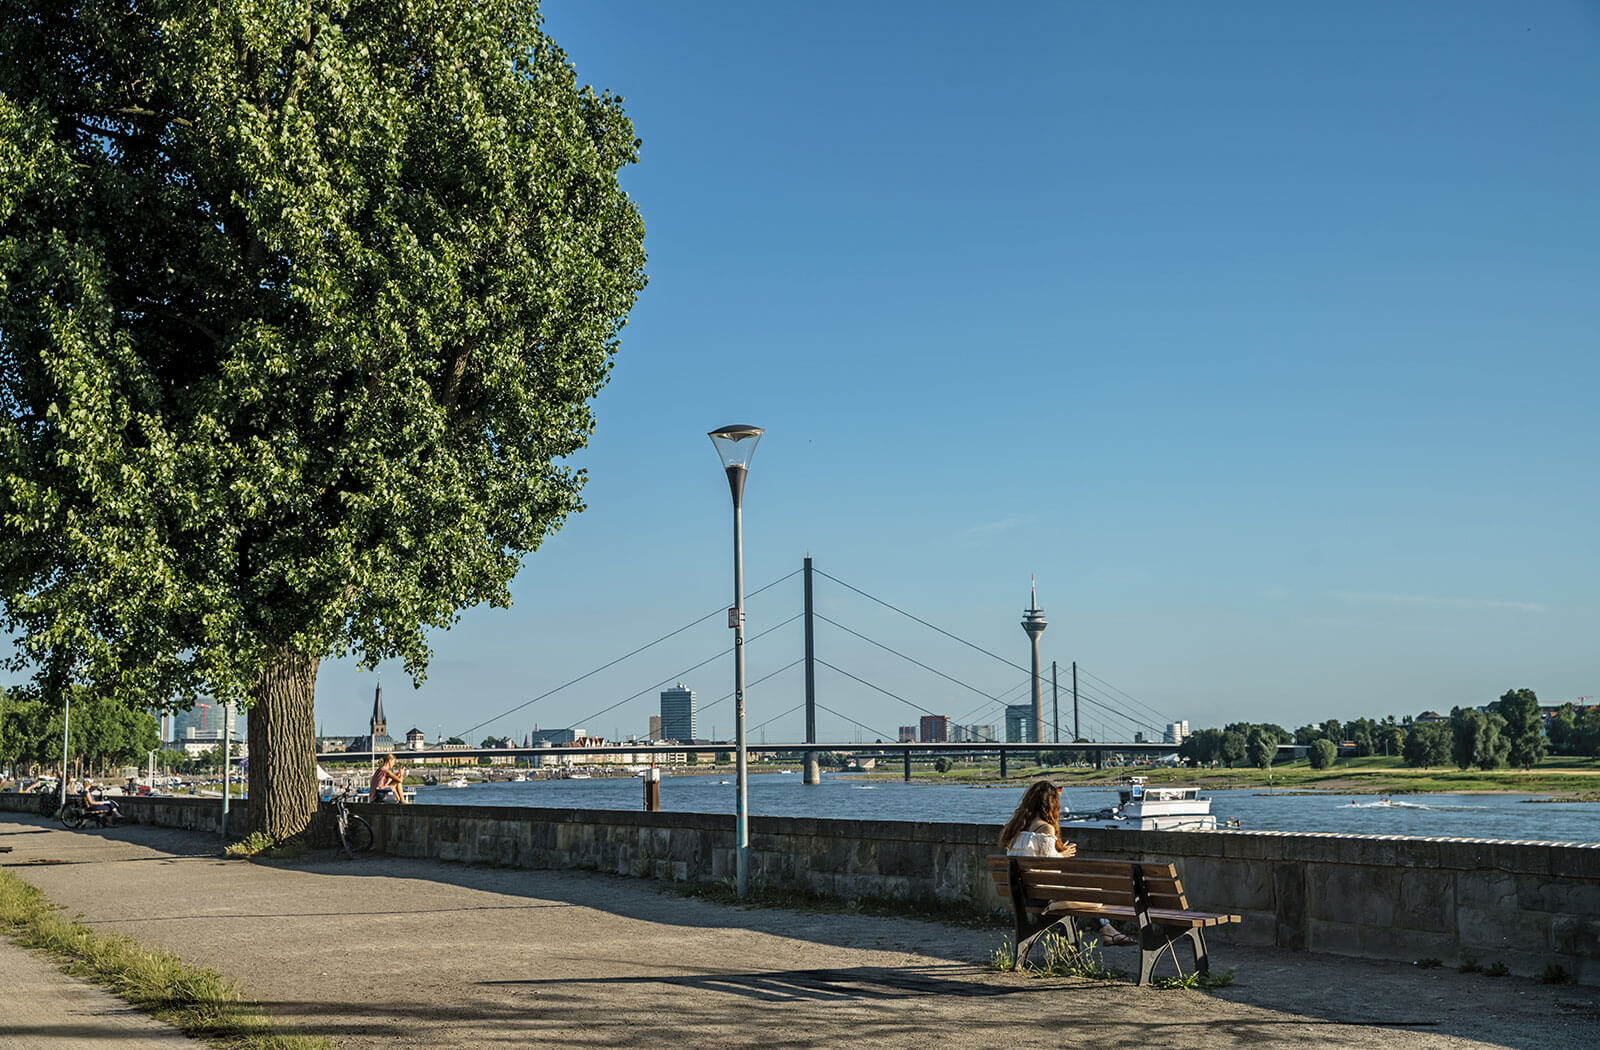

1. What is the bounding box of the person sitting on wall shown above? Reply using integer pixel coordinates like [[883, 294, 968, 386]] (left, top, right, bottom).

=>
[[1000, 779, 1135, 946], [370, 754, 409, 804]]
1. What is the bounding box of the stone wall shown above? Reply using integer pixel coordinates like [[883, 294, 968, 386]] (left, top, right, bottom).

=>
[[5, 792, 1595, 984]]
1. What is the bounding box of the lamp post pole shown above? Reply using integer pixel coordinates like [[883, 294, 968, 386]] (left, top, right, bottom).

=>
[[709, 424, 763, 899]]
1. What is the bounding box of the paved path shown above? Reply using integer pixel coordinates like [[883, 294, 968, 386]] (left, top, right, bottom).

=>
[[1, 814, 1594, 1050], [0, 937, 205, 1049]]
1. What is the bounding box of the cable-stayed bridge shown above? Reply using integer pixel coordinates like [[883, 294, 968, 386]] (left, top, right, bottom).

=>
[[322, 558, 1187, 767]]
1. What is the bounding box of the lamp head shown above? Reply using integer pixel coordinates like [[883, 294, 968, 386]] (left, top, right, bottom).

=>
[[709, 425, 763, 505]]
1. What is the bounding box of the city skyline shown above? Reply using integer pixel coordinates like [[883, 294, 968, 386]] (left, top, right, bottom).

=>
[[6, 3, 1597, 747]]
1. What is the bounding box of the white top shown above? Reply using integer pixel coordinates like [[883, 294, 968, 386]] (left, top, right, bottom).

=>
[[1006, 830, 1066, 858]]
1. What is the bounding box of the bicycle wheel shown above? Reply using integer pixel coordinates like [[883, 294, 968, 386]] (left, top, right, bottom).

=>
[[342, 815, 373, 853], [60, 803, 87, 829]]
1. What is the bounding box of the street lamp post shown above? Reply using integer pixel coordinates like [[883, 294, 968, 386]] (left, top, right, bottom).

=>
[[709, 424, 763, 898]]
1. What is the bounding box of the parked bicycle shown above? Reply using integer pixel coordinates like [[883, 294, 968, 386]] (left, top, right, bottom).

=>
[[328, 790, 373, 857]]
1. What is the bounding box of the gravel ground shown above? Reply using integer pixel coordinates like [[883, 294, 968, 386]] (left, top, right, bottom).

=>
[[2, 815, 1594, 1050]]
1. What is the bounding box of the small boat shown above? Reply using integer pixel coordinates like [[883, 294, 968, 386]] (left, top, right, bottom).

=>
[[566, 772, 591, 780], [511, 773, 528, 783], [443, 776, 470, 789], [1064, 776, 1220, 832]]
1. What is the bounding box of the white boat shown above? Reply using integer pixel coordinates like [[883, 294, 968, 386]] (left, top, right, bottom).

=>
[[443, 776, 470, 789], [566, 772, 591, 780], [510, 773, 528, 783], [1066, 777, 1221, 832]]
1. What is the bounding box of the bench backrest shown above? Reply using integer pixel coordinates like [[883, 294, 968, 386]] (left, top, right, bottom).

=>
[[986, 855, 1191, 914]]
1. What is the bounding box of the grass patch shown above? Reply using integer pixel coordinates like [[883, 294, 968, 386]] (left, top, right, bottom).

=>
[[1152, 968, 1235, 990], [667, 877, 1004, 929], [1039, 935, 1125, 980], [222, 831, 315, 861], [0, 870, 326, 1050]]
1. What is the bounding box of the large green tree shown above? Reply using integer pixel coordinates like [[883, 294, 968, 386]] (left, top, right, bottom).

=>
[[1493, 688, 1547, 770], [0, 2, 646, 838]]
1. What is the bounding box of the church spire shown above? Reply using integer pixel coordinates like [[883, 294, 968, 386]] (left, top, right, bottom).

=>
[[370, 680, 387, 738]]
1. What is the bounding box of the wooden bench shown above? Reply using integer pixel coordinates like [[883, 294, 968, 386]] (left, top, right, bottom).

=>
[[987, 855, 1241, 985]]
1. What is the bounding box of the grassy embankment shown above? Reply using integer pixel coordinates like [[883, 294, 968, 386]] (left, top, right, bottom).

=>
[[845, 755, 1600, 797], [0, 870, 327, 1050]]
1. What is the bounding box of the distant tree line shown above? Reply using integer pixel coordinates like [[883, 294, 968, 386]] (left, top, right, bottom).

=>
[[0, 686, 160, 775], [1178, 688, 1594, 774]]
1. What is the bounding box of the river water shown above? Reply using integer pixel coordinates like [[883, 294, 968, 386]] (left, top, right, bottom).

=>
[[409, 772, 1600, 845]]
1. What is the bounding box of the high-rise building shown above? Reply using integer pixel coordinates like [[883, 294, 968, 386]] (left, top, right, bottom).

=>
[[898, 726, 916, 743], [649, 715, 662, 740], [660, 684, 696, 742], [1005, 704, 1035, 743], [1163, 721, 1190, 744], [969, 724, 996, 742], [919, 715, 948, 743]]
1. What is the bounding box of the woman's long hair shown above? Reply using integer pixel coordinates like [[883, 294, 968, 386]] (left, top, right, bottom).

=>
[[999, 779, 1068, 853]]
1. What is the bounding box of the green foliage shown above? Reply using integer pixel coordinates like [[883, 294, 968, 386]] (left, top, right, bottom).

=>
[[0, 1, 646, 831], [1246, 728, 1275, 769], [1451, 707, 1511, 770], [0, 688, 158, 772], [933, 756, 953, 773], [1039, 936, 1125, 980], [1458, 954, 1482, 973], [1493, 688, 1547, 769], [1414, 957, 1442, 969], [444, 737, 467, 746], [1308, 738, 1337, 769], [1152, 968, 1235, 989], [1402, 722, 1452, 769], [1539, 964, 1570, 985], [1482, 961, 1510, 977], [1218, 731, 1246, 768]]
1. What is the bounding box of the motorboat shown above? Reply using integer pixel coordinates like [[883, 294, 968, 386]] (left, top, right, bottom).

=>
[[1065, 777, 1221, 831], [442, 776, 470, 789]]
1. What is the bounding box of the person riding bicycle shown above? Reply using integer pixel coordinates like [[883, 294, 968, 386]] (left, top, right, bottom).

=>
[[78, 778, 121, 827], [369, 754, 408, 804]]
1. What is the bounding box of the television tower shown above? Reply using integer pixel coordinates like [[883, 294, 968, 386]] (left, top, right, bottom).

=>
[[1021, 578, 1047, 745]]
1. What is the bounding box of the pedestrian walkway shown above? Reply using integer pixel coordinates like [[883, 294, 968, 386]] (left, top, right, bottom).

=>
[[1, 814, 1592, 1050], [0, 938, 205, 1049]]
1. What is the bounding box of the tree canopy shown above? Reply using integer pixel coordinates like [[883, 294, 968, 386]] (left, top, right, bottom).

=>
[[0, 1, 646, 837]]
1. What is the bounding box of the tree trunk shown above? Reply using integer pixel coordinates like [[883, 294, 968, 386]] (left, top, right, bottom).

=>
[[247, 648, 321, 841]]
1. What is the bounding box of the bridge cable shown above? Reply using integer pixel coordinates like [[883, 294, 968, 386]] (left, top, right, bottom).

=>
[[454, 569, 802, 739], [814, 613, 1008, 702], [567, 616, 804, 731], [815, 568, 1168, 736]]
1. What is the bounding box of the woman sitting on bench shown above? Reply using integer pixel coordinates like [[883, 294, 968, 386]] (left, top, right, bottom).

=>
[[1000, 781, 1134, 946]]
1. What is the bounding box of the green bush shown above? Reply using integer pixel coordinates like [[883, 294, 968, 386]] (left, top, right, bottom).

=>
[[1308, 739, 1337, 769]]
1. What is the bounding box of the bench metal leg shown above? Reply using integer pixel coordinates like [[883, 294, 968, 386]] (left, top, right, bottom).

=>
[[1186, 927, 1210, 975]]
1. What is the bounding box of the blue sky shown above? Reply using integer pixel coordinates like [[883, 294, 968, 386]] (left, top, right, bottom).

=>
[[310, 1, 1600, 745], [318, 0, 1600, 745], [55, 2, 1600, 745]]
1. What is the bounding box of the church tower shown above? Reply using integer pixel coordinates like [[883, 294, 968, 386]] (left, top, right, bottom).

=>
[[370, 681, 387, 739]]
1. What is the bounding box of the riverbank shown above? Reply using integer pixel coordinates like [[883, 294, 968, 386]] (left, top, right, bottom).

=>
[[850, 756, 1600, 796]]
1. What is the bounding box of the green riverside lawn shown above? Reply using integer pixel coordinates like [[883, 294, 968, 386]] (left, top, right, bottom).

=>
[[845, 755, 1600, 798]]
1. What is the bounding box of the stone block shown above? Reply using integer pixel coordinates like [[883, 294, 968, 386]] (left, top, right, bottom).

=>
[[1550, 915, 1600, 956], [1307, 919, 1366, 957], [1184, 858, 1271, 911], [1548, 845, 1600, 880], [1309, 865, 1396, 927], [1458, 906, 1549, 954], [1522, 878, 1600, 917], [1397, 868, 1455, 932], [1456, 873, 1517, 910], [1274, 861, 1307, 950]]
